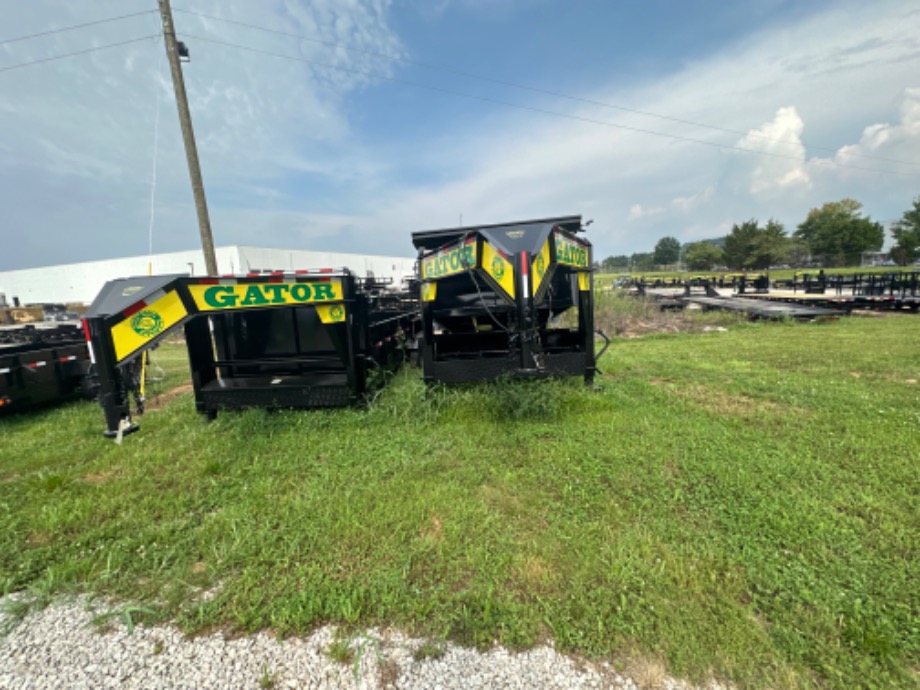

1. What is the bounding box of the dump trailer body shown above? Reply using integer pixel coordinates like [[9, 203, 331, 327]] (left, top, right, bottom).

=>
[[0, 323, 92, 412], [412, 215, 599, 384], [84, 270, 412, 437]]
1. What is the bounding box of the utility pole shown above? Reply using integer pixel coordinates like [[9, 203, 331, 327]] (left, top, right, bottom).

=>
[[157, 0, 218, 276]]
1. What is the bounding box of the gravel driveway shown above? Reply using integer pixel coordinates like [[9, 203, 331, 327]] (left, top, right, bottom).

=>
[[0, 597, 729, 689]]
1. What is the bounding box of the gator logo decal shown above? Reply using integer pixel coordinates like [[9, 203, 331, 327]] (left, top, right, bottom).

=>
[[111, 290, 188, 363], [189, 280, 344, 311], [330, 305, 344, 321], [421, 240, 477, 279], [491, 255, 505, 280], [482, 241, 515, 300], [130, 310, 164, 337], [555, 233, 590, 268]]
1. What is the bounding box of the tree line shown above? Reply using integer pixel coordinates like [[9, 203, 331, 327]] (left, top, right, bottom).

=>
[[600, 196, 920, 273]]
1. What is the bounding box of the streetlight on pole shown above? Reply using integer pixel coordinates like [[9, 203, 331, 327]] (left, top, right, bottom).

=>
[[157, 0, 218, 276]]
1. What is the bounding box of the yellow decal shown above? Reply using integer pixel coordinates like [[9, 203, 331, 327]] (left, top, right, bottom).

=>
[[421, 240, 477, 279], [482, 241, 515, 299], [578, 272, 591, 292], [188, 279, 343, 311], [532, 238, 551, 297], [111, 290, 188, 363], [555, 232, 590, 268], [316, 304, 346, 324], [421, 282, 437, 302]]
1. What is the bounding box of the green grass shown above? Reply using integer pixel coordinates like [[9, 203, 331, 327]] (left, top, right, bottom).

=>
[[2, 317, 919, 689]]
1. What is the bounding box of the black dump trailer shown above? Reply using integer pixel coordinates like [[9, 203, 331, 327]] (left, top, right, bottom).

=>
[[0, 323, 92, 412], [412, 215, 605, 384], [83, 269, 413, 437]]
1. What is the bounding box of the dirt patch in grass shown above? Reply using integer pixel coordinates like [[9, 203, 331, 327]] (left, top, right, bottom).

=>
[[26, 532, 51, 547], [144, 383, 194, 412], [420, 514, 444, 544], [515, 555, 556, 595], [81, 470, 120, 485], [625, 655, 668, 690], [671, 385, 795, 420], [377, 658, 400, 688], [848, 310, 901, 318], [617, 318, 692, 339]]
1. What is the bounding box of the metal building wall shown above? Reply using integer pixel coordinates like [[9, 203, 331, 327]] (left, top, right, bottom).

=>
[[0, 246, 416, 305], [235, 247, 417, 285]]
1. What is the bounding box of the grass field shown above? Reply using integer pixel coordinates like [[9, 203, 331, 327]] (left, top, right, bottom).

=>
[[2, 311, 919, 689]]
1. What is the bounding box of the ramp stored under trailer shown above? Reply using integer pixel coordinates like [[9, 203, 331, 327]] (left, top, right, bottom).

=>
[[84, 270, 411, 437], [412, 215, 605, 384]]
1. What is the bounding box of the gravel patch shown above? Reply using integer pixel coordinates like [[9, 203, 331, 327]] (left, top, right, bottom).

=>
[[0, 597, 731, 690]]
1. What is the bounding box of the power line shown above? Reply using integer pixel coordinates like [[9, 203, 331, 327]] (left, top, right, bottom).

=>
[[181, 33, 920, 179], [0, 10, 157, 47], [0, 36, 158, 74], [172, 7, 920, 171]]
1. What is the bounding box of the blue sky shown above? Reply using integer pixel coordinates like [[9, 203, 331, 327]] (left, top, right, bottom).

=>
[[1, 0, 919, 271]]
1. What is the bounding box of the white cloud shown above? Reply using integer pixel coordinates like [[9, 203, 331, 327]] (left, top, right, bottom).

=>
[[0, 0, 404, 267], [627, 204, 664, 221], [671, 185, 715, 213], [356, 1, 920, 260], [814, 86, 920, 174], [2, 0, 920, 272], [736, 106, 812, 196]]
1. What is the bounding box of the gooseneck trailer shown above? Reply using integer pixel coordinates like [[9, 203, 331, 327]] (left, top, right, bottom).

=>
[[78, 213, 604, 438], [83, 269, 413, 437], [412, 215, 606, 384]]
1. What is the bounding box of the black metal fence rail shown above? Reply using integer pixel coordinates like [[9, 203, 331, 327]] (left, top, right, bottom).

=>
[[779, 271, 920, 298]]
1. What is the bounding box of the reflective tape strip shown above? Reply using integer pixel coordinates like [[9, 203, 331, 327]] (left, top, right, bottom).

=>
[[521, 251, 530, 298], [0, 368, 10, 374], [28, 361, 47, 368], [122, 300, 147, 318]]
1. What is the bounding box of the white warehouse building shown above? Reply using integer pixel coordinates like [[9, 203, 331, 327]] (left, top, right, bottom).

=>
[[0, 246, 418, 306]]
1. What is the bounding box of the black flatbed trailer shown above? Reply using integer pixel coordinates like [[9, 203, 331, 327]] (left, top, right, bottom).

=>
[[0, 323, 92, 412], [735, 292, 919, 313], [642, 284, 844, 320], [683, 295, 843, 319]]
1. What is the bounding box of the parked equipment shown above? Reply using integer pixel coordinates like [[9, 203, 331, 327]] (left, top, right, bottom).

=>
[[83, 270, 413, 437], [412, 215, 606, 384], [0, 324, 92, 412]]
